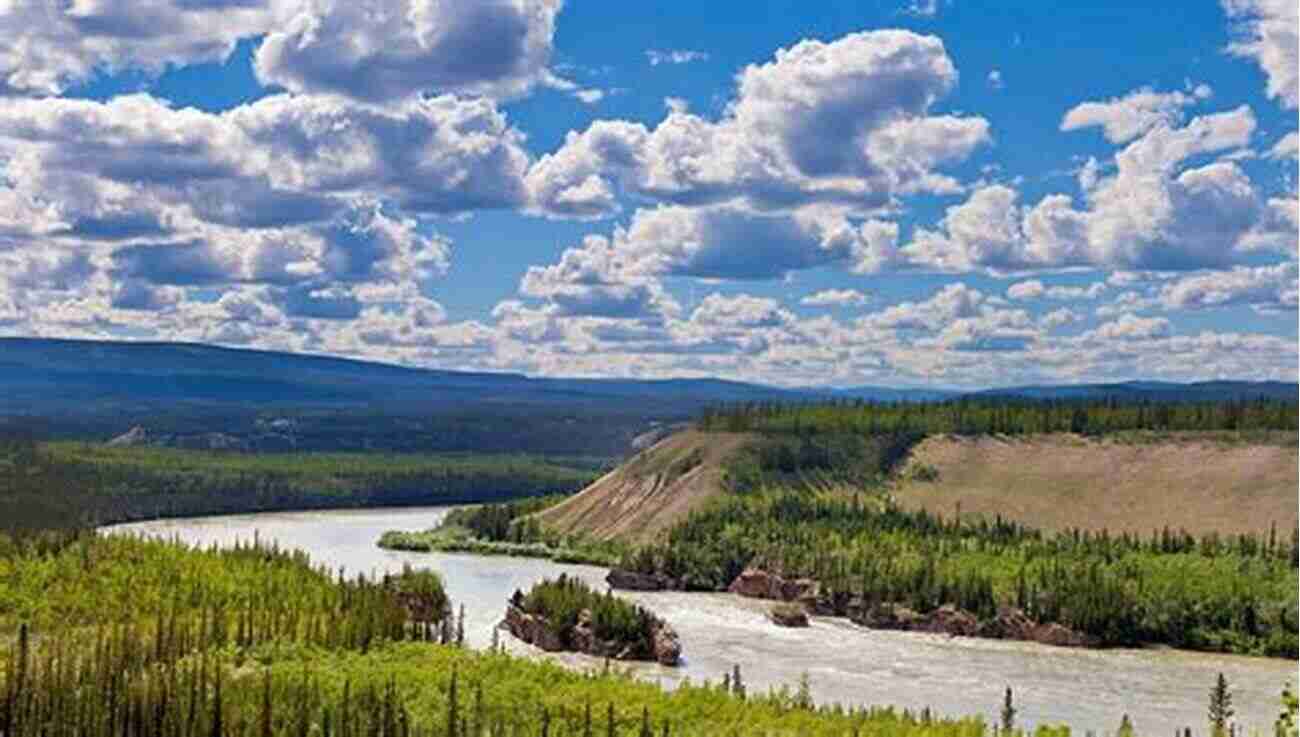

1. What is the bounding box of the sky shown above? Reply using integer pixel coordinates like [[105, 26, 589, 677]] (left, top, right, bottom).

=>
[[0, 0, 1296, 389]]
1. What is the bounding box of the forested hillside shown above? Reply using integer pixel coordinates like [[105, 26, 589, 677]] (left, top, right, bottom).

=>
[[0, 438, 598, 533]]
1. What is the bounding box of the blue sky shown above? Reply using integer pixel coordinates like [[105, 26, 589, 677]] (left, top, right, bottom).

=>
[[0, 0, 1295, 388]]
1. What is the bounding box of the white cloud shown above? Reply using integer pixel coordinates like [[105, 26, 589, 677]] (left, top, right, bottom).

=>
[[1039, 308, 1081, 329], [801, 289, 871, 307], [1223, 0, 1298, 109], [1006, 279, 1106, 301], [526, 30, 988, 217], [254, 0, 563, 104], [905, 106, 1279, 272], [690, 293, 792, 328], [987, 70, 1004, 90], [1269, 131, 1298, 159], [1158, 262, 1298, 313], [1084, 313, 1172, 341], [0, 0, 277, 97], [1060, 85, 1211, 143], [646, 50, 709, 66]]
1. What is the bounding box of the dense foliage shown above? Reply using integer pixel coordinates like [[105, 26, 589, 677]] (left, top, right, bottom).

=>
[[512, 575, 659, 656], [378, 498, 625, 567], [698, 397, 1299, 436], [622, 490, 1299, 657], [0, 437, 597, 533], [0, 533, 1012, 737], [0, 532, 451, 644]]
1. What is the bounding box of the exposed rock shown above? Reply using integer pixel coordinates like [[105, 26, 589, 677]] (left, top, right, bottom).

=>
[[651, 623, 682, 666], [503, 604, 563, 652], [107, 426, 150, 447], [606, 569, 677, 591], [504, 604, 681, 665], [853, 602, 922, 629], [781, 577, 819, 602], [1031, 622, 1096, 648], [728, 567, 781, 598], [769, 602, 810, 627], [977, 606, 1038, 640], [918, 605, 979, 637]]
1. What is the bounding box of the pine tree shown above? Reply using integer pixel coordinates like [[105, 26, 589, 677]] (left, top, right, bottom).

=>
[[731, 664, 745, 700], [1000, 687, 1016, 734], [1210, 673, 1234, 737], [446, 665, 459, 737], [1278, 681, 1299, 737]]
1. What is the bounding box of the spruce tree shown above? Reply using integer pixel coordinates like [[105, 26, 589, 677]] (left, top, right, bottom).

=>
[[1210, 673, 1234, 737], [1000, 687, 1016, 734]]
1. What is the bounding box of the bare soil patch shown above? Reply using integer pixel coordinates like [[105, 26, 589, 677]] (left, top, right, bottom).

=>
[[892, 433, 1298, 536], [536, 430, 752, 543]]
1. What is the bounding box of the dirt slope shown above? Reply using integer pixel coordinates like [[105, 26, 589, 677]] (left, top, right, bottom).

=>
[[537, 430, 752, 543], [892, 434, 1298, 536]]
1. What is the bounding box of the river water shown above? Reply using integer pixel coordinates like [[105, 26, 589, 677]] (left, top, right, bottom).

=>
[[108, 506, 1298, 733]]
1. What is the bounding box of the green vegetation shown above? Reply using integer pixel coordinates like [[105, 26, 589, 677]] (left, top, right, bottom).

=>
[[510, 575, 660, 656], [621, 489, 1298, 657], [0, 529, 1003, 736], [0, 437, 598, 534], [378, 497, 625, 567], [699, 397, 1298, 436], [720, 432, 923, 492]]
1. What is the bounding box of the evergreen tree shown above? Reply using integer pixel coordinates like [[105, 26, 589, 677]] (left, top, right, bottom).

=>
[[446, 665, 459, 737], [1210, 673, 1234, 737], [1278, 682, 1299, 737], [1000, 687, 1016, 734]]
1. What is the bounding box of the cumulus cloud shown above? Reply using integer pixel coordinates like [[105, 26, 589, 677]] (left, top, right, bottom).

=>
[[0, 0, 277, 97], [801, 289, 871, 307], [1223, 0, 1298, 109], [253, 0, 562, 104], [0, 92, 531, 238], [904, 105, 1285, 272], [690, 293, 792, 328], [1084, 313, 1172, 341], [1006, 279, 1106, 301], [1060, 85, 1212, 143], [526, 30, 989, 217], [1158, 262, 1298, 313]]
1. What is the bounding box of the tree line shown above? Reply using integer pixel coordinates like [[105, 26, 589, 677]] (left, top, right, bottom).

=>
[[620, 491, 1299, 657], [698, 397, 1298, 437]]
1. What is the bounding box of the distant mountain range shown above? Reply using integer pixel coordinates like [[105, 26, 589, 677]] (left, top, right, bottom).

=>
[[1, 338, 1293, 415]]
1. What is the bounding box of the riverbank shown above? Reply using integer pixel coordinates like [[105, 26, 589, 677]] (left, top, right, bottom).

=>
[[107, 506, 1300, 732]]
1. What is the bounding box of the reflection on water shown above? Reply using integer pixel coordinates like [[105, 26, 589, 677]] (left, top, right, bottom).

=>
[[108, 507, 1297, 733]]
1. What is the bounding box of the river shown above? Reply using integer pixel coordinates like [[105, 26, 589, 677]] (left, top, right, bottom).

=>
[[108, 506, 1298, 733]]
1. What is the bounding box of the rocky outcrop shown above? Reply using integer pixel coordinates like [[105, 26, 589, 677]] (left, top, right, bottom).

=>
[[605, 569, 678, 591], [504, 604, 563, 652], [769, 603, 810, 627], [978, 606, 1038, 640], [727, 567, 818, 602], [851, 602, 922, 630], [916, 604, 979, 637], [724, 567, 1097, 648], [650, 624, 683, 665], [1030, 622, 1096, 648], [503, 604, 681, 666]]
